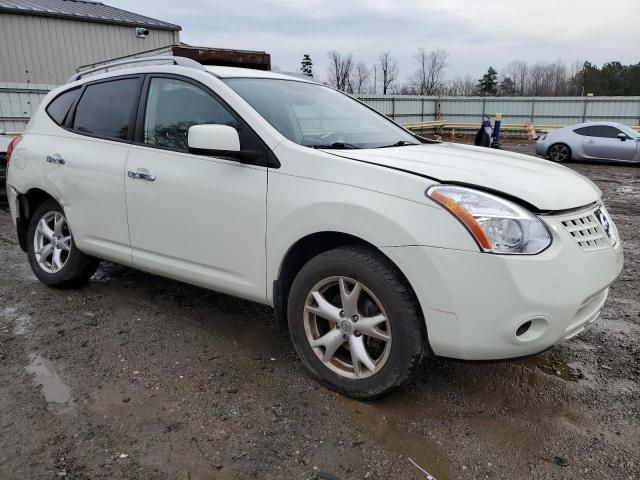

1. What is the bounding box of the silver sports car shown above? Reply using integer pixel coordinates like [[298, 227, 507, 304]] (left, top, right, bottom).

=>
[[536, 122, 640, 163]]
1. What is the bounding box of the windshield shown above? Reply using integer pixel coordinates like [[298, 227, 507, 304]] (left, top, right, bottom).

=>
[[223, 78, 420, 149]]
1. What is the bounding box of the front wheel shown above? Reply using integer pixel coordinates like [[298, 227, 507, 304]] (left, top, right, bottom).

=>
[[27, 199, 99, 288], [548, 143, 571, 162], [287, 245, 425, 399]]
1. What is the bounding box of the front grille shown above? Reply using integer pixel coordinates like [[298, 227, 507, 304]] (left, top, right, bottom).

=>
[[561, 210, 609, 251]]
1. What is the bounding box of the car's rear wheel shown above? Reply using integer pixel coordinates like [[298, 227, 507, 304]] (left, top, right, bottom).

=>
[[548, 143, 571, 162], [27, 199, 98, 288], [287, 245, 425, 399]]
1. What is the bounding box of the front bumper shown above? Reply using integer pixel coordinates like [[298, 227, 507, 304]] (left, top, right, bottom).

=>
[[382, 209, 623, 360]]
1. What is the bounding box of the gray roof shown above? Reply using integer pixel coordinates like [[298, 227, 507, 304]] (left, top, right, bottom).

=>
[[0, 0, 181, 30]]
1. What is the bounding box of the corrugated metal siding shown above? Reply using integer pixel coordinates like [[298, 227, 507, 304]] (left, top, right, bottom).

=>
[[3, 86, 640, 133], [0, 13, 178, 84], [0, 82, 54, 132], [357, 95, 640, 126]]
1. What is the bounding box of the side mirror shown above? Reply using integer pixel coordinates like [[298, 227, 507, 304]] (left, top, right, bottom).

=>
[[188, 124, 240, 156], [617, 132, 627, 141]]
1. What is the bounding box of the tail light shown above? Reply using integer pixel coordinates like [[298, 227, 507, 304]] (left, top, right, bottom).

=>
[[5, 135, 22, 166], [538, 134, 547, 141]]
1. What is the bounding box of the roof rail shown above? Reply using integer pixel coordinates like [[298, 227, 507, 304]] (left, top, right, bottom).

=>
[[66, 56, 206, 83]]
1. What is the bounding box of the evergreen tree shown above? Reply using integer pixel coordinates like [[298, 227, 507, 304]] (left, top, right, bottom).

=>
[[499, 77, 515, 96], [300, 54, 313, 77], [477, 67, 498, 96]]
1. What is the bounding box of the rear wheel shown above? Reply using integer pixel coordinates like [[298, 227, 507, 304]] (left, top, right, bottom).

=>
[[548, 143, 571, 162], [287, 245, 425, 399], [27, 199, 98, 288]]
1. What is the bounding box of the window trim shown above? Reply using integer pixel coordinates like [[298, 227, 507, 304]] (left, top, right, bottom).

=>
[[132, 73, 279, 168], [64, 74, 145, 144]]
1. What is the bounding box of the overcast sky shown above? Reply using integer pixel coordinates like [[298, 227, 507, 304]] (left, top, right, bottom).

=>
[[110, 0, 639, 83]]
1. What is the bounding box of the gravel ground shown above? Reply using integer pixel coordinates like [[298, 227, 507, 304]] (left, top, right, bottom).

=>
[[0, 141, 638, 480]]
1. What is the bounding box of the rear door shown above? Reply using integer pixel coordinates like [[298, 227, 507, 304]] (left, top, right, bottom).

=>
[[35, 76, 142, 264], [124, 75, 269, 302], [582, 125, 636, 160]]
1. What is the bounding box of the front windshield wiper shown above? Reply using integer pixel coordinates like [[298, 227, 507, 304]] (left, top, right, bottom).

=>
[[375, 140, 420, 148], [306, 142, 361, 150]]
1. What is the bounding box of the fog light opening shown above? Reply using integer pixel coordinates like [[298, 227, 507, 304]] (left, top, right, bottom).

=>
[[516, 320, 532, 337], [513, 317, 549, 343]]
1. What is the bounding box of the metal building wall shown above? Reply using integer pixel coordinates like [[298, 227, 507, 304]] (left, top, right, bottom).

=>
[[0, 13, 179, 84]]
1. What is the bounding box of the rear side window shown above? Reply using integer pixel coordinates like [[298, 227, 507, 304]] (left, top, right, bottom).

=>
[[573, 126, 591, 136], [143, 77, 236, 151], [73, 78, 139, 140], [46, 88, 80, 125]]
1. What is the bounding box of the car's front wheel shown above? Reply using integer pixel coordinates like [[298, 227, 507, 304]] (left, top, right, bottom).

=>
[[27, 199, 99, 288], [548, 143, 571, 162], [287, 245, 425, 399]]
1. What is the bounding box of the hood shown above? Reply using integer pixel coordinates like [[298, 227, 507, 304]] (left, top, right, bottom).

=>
[[328, 142, 601, 211]]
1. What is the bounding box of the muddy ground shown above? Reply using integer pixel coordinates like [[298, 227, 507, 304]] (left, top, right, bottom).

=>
[[0, 142, 638, 480]]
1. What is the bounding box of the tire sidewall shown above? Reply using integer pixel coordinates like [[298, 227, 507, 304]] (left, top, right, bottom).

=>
[[288, 251, 424, 398]]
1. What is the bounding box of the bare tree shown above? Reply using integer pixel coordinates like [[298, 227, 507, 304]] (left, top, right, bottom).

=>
[[411, 48, 448, 95], [327, 51, 354, 92], [351, 62, 370, 94], [447, 75, 476, 96], [378, 52, 398, 95], [504, 60, 528, 96]]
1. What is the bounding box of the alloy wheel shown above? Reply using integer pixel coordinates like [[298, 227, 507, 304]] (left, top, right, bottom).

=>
[[549, 144, 570, 162], [303, 276, 392, 379], [33, 211, 72, 273]]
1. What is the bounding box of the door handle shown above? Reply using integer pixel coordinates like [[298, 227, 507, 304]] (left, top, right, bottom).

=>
[[128, 169, 156, 182], [46, 154, 65, 164]]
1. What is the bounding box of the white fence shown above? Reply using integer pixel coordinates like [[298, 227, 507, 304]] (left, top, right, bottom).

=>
[[356, 95, 640, 127], [2, 83, 640, 133]]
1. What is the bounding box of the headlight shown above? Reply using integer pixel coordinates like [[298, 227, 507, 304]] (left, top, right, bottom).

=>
[[427, 185, 551, 255]]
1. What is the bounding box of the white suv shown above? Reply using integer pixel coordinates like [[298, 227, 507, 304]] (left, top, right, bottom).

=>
[[5, 57, 623, 398]]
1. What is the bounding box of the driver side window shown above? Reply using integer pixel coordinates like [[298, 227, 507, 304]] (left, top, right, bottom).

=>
[[144, 78, 236, 151]]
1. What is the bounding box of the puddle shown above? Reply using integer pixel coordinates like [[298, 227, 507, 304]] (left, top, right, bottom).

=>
[[518, 356, 585, 382], [336, 396, 453, 479], [25, 353, 75, 415]]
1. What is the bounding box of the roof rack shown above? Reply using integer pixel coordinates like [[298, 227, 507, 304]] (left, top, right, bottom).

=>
[[67, 56, 206, 83]]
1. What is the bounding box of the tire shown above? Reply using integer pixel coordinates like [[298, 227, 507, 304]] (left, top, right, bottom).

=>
[[547, 143, 571, 162], [287, 245, 425, 399], [27, 199, 99, 288]]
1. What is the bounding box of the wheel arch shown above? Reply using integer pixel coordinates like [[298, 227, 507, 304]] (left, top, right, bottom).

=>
[[272, 231, 425, 338], [15, 188, 58, 252]]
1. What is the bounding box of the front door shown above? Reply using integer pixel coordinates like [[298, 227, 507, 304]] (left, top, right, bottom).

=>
[[583, 125, 637, 161], [124, 76, 268, 302]]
